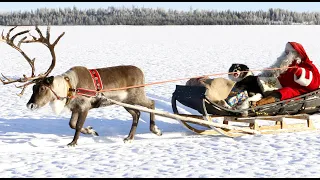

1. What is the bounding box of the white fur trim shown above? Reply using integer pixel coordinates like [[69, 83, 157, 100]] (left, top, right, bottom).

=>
[[294, 68, 313, 87]]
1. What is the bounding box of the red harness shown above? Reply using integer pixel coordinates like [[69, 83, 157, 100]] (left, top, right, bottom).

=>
[[49, 69, 104, 104], [76, 69, 104, 97]]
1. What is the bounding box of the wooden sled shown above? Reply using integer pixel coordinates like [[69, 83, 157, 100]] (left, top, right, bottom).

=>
[[171, 85, 320, 137], [103, 85, 319, 138]]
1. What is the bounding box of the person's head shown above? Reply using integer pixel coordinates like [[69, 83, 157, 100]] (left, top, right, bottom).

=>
[[275, 42, 302, 70], [260, 42, 306, 77], [283, 42, 302, 64]]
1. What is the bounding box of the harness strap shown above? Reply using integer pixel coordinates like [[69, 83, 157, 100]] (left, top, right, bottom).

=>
[[89, 69, 103, 91], [47, 76, 75, 104], [64, 77, 75, 105], [48, 69, 104, 103], [48, 85, 62, 100], [72, 69, 104, 97], [75, 88, 98, 97]]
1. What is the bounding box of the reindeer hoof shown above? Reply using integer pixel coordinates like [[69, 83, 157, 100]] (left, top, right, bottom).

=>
[[151, 125, 162, 136], [123, 137, 134, 143], [93, 131, 99, 136], [67, 142, 77, 147], [86, 126, 99, 136]]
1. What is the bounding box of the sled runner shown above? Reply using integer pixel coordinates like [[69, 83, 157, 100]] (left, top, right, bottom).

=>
[[171, 85, 320, 137]]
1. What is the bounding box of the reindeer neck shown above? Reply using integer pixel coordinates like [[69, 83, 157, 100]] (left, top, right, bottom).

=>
[[48, 75, 69, 115], [52, 75, 69, 100]]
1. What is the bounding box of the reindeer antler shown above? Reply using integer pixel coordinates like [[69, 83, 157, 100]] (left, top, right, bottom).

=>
[[0, 26, 65, 96], [0, 26, 35, 83], [23, 26, 65, 77]]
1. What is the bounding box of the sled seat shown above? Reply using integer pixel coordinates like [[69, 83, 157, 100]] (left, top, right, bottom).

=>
[[172, 85, 320, 117]]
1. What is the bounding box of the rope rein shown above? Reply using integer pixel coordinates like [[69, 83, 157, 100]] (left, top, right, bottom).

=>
[[49, 66, 296, 102], [98, 66, 296, 92]]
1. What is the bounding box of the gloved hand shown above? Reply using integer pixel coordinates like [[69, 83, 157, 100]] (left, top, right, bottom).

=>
[[293, 67, 303, 79]]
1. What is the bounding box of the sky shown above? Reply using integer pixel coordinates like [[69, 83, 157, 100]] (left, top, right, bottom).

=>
[[0, 2, 320, 13], [1, 25, 320, 177]]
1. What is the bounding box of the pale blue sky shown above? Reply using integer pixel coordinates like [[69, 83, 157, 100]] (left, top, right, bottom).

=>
[[0, 2, 320, 13]]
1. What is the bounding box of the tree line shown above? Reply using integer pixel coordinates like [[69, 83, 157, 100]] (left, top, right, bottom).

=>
[[0, 6, 319, 26]]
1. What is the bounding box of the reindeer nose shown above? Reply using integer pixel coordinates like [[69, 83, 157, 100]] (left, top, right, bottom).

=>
[[27, 103, 38, 110]]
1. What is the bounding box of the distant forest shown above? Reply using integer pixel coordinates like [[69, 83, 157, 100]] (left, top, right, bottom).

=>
[[0, 6, 320, 25]]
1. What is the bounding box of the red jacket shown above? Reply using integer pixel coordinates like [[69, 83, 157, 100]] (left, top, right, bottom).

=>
[[277, 42, 320, 100]]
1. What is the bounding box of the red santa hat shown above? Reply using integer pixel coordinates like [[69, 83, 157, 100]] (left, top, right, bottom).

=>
[[259, 42, 312, 77], [287, 42, 312, 64]]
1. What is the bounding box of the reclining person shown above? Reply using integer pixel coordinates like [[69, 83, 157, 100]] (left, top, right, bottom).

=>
[[256, 42, 320, 106]]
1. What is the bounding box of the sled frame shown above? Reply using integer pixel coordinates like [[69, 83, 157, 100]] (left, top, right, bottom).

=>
[[104, 97, 317, 139], [171, 94, 317, 137]]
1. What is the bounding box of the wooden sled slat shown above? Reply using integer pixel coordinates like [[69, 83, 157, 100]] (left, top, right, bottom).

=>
[[176, 113, 317, 137], [107, 98, 260, 137], [178, 120, 244, 137], [171, 85, 320, 138], [101, 91, 318, 139]]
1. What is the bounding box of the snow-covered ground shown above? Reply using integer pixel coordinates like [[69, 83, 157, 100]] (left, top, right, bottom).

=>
[[1, 25, 320, 178]]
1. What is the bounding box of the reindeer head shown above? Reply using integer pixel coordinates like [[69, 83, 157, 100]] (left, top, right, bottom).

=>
[[27, 76, 56, 110], [0, 26, 65, 110]]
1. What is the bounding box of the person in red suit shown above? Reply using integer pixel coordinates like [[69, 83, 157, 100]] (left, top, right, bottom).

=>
[[256, 42, 320, 106]]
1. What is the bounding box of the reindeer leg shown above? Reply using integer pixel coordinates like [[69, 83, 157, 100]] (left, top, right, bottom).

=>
[[69, 111, 99, 136], [143, 99, 162, 136], [135, 98, 162, 136], [123, 107, 140, 143], [67, 110, 89, 147]]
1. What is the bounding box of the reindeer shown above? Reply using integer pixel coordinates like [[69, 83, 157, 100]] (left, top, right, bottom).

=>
[[0, 26, 162, 146]]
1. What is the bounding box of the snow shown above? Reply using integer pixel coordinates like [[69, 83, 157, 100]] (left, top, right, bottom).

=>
[[1, 25, 320, 177]]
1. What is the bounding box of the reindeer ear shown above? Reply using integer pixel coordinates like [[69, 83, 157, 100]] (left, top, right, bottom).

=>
[[44, 76, 54, 85]]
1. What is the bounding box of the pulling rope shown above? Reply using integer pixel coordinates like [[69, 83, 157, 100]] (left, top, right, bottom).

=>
[[98, 66, 296, 92], [51, 66, 296, 102]]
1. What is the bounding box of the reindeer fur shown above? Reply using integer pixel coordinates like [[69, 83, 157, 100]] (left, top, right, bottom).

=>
[[27, 65, 162, 146]]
